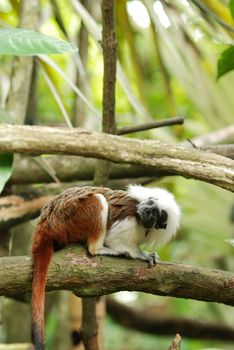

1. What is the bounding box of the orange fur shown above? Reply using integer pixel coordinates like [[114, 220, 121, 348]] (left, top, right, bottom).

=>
[[31, 223, 53, 350], [31, 195, 104, 350]]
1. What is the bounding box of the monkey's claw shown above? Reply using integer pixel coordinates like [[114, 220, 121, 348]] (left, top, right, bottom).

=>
[[147, 252, 159, 268]]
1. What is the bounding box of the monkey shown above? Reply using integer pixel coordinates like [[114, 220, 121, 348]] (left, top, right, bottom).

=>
[[31, 185, 180, 350]]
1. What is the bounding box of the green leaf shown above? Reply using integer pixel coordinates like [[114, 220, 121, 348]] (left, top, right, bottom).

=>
[[0, 28, 78, 56], [217, 45, 234, 79], [0, 153, 13, 194], [230, 0, 234, 20]]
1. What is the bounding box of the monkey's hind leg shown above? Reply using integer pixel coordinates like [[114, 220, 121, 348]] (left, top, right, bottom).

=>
[[87, 194, 109, 256]]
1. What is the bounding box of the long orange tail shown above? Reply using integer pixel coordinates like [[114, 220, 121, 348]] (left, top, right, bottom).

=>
[[31, 225, 53, 350]]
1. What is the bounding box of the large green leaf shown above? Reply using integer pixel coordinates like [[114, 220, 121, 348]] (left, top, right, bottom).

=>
[[217, 45, 234, 79], [0, 153, 13, 194], [230, 0, 234, 20], [0, 28, 78, 56]]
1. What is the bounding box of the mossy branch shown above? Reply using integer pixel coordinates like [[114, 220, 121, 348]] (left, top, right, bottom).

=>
[[0, 246, 233, 306]]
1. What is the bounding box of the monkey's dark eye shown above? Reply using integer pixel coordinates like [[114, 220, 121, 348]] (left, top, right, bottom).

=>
[[145, 209, 151, 215], [161, 210, 168, 223]]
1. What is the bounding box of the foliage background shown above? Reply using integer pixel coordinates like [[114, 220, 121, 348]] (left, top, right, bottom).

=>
[[0, 0, 233, 349]]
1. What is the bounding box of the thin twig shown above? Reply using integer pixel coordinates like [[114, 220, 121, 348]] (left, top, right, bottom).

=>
[[117, 116, 184, 135], [186, 138, 198, 148]]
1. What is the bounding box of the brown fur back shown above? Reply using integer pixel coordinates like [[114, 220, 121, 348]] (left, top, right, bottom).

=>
[[38, 186, 138, 235]]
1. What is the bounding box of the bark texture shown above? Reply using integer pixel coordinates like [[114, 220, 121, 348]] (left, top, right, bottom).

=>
[[0, 194, 52, 229], [11, 155, 169, 184], [0, 125, 233, 191], [10, 146, 234, 185], [0, 246, 233, 306]]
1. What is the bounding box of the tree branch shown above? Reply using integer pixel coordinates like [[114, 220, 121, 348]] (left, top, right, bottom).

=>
[[0, 124, 233, 191], [116, 117, 184, 135], [187, 125, 234, 146], [11, 155, 170, 184], [106, 298, 234, 341], [199, 144, 234, 160], [10, 143, 234, 185], [0, 193, 53, 229], [0, 246, 233, 306]]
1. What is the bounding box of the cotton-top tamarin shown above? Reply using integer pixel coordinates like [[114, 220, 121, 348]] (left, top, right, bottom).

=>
[[31, 185, 180, 350]]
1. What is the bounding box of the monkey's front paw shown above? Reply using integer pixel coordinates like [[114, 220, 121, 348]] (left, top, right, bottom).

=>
[[147, 252, 159, 268]]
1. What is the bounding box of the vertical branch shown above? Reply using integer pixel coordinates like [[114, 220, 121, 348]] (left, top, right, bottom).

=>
[[101, 0, 117, 134], [82, 1, 117, 350], [93, 0, 117, 186], [81, 298, 99, 350]]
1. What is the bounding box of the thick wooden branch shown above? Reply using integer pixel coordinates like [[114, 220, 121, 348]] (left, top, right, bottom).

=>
[[10, 145, 234, 185], [0, 246, 234, 306], [0, 124, 233, 191], [0, 194, 53, 229], [11, 156, 169, 184], [201, 144, 234, 160], [106, 298, 234, 341]]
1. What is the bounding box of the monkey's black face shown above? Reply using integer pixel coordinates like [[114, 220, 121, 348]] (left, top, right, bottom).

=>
[[136, 198, 168, 230]]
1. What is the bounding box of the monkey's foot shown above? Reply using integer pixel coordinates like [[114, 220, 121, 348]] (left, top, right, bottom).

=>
[[95, 246, 120, 256], [147, 252, 159, 268]]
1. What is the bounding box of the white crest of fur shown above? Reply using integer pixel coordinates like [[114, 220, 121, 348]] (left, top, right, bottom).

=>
[[127, 185, 181, 249]]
